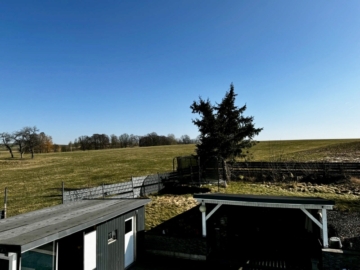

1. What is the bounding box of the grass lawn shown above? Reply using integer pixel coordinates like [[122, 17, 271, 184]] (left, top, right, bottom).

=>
[[0, 139, 359, 223]]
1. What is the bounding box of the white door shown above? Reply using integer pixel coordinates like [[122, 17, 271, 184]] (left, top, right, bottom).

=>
[[84, 230, 96, 270], [124, 217, 134, 268]]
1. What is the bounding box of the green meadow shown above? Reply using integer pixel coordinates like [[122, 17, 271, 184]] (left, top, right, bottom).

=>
[[249, 138, 360, 161], [0, 145, 196, 216], [0, 139, 359, 227]]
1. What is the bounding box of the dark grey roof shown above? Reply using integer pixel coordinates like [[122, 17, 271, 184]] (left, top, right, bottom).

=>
[[0, 198, 150, 253], [194, 193, 334, 209]]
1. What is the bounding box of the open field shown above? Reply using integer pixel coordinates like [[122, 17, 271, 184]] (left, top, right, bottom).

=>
[[248, 139, 360, 162], [0, 145, 196, 216], [0, 139, 360, 221]]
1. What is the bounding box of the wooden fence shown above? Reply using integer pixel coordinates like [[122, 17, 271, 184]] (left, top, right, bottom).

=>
[[62, 172, 176, 203], [231, 162, 360, 178]]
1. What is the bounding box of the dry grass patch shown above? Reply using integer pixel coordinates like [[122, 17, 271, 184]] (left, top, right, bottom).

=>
[[145, 194, 198, 230]]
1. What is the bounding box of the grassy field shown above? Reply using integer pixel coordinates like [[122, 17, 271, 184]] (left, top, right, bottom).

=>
[[0, 139, 359, 226], [0, 145, 196, 216], [248, 139, 360, 161]]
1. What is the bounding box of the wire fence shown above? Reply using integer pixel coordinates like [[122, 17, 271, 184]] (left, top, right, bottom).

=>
[[1, 161, 359, 218], [231, 162, 360, 179]]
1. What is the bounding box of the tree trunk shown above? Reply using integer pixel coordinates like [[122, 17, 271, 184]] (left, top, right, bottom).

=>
[[5, 145, 14, 158], [19, 144, 25, 159], [222, 159, 231, 183]]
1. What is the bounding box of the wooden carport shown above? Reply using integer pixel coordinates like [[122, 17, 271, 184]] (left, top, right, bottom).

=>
[[194, 193, 335, 248]]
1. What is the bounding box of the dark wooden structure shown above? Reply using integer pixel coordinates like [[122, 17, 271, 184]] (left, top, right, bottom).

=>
[[172, 156, 224, 187], [0, 198, 149, 270], [194, 193, 335, 268]]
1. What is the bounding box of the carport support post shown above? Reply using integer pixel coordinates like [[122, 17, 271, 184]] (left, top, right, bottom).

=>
[[201, 202, 206, 237], [322, 208, 328, 247]]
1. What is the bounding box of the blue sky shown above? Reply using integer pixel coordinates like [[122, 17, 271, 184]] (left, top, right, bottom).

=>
[[1, 1, 359, 144]]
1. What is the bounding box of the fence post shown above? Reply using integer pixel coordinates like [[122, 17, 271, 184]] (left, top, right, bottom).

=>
[[131, 176, 135, 198], [62, 182, 64, 204], [158, 172, 160, 192], [102, 183, 105, 199], [3, 187, 7, 219]]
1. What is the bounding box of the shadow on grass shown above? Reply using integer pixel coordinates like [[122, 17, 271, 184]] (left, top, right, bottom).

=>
[[48, 187, 87, 192], [0, 157, 27, 161], [44, 194, 63, 198], [44, 187, 90, 198], [158, 185, 210, 195], [131, 254, 213, 270]]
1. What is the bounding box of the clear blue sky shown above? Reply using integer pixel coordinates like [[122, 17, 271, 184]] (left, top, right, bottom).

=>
[[1, 1, 359, 144]]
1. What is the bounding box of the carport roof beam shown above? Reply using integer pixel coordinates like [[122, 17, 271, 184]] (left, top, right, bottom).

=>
[[205, 203, 222, 221], [300, 208, 323, 229], [194, 193, 334, 210]]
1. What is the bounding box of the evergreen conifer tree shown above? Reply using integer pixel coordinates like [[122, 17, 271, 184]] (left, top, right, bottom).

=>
[[190, 83, 262, 180]]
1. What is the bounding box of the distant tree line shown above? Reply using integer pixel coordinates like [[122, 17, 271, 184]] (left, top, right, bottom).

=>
[[71, 132, 197, 150], [0, 126, 54, 159], [139, 132, 194, 146], [73, 133, 139, 151], [0, 128, 197, 157]]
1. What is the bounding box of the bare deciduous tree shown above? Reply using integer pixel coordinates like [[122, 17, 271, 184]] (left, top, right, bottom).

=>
[[0, 132, 14, 158], [167, 134, 177, 145], [110, 134, 120, 148], [119, 133, 130, 148], [180, 134, 192, 144], [129, 134, 139, 147], [13, 130, 27, 159], [22, 126, 40, 159], [36, 132, 53, 153]]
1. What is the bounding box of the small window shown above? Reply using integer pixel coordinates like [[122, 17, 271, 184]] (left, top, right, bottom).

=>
[[108, 230, 117, 244], [125, 219, 132, 234]]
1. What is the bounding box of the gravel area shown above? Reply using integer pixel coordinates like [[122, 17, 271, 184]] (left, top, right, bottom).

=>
[[328, 210, 360, 251]]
